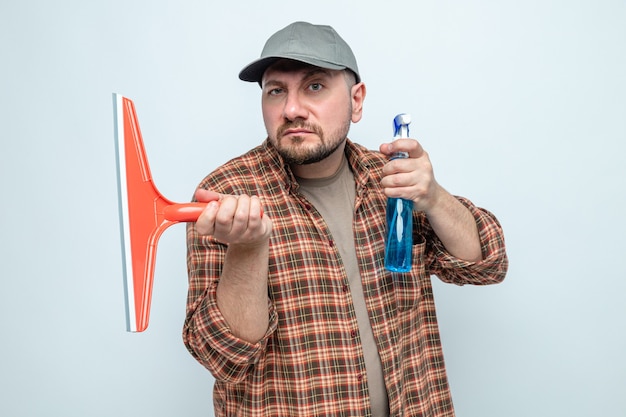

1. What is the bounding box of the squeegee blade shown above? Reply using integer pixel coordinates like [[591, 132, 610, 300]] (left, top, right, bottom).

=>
[[113, 93, 139, 332]]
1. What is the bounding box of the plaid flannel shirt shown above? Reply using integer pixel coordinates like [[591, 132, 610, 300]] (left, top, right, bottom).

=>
[[183, 139, 508, 417]]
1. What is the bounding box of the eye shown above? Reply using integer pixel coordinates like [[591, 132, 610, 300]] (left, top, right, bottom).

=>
[[263, 85, 284, 96], [308, 83, 323, 92]]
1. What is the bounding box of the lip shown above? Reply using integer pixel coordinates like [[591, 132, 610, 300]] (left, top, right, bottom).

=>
[[283, 128, 314, 136]]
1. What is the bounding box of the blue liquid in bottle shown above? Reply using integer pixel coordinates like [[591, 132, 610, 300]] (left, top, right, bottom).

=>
[[384, 191, 413, 272], [384, 114, 413, 272]]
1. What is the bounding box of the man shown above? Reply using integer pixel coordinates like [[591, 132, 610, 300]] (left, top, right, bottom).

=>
[[183, 21, 508, 417]]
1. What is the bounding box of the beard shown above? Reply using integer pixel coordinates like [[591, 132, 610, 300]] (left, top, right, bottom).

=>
[[270, 110, 352, 166]]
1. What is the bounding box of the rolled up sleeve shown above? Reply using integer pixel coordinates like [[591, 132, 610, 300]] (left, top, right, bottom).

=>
[[183, 224, 278, 384], [425, 197, 508, 286]]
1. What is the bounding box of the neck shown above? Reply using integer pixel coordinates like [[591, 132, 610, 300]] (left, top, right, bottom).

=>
[[290, 141, 347, 179]]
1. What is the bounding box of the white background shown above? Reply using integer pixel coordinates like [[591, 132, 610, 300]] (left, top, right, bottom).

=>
[[1, 0, 625, 416]]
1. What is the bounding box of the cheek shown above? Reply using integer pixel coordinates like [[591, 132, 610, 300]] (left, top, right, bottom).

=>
[[261, 105, 278, 133], [323, 97, 351, 125]]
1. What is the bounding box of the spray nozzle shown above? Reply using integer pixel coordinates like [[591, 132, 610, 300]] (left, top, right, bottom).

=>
[[393, 113, 411, 139]]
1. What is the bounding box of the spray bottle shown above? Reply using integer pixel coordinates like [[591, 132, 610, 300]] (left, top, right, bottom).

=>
[[384, 113, 413, 272]]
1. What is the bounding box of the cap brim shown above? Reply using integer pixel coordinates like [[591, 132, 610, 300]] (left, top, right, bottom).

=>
[[238, 55, 347, 83]]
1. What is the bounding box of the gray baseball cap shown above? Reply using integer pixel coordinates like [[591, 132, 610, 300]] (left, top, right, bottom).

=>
[[238, 21, 361, 84]]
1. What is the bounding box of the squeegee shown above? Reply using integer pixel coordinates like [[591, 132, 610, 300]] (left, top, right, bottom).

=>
[[113, 94, 215, 332]]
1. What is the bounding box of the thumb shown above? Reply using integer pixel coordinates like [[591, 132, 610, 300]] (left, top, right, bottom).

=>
[[194, 188, 222, 203]]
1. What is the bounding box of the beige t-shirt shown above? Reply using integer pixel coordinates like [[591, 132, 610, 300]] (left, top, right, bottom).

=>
[[297, 157, 389, 417]]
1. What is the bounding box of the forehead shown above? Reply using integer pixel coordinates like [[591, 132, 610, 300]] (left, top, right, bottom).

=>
[[262, 59, 339, 85]]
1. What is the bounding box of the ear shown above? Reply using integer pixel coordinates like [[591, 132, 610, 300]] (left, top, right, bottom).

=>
[[350, 82, 366, 123]]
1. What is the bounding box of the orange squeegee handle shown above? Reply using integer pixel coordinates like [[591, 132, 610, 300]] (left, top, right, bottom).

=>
[[163, 201, 264, 223], [163, 202, 208, 222]]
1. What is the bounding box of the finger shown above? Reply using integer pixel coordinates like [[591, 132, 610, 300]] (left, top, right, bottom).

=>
[[248, 196, 264, 222], [231, 195, 252, 233], [381, 167, 415, 188], [406, 139, 425, 159], [195, 200, 219, 235], [213, 196, 239, 235], [380, 138, 424, 159]]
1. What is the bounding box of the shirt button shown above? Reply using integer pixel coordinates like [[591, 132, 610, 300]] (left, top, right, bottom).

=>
[[351, 330, 357, 338], [357, 374, 364, 381], [342, 285, 349, 293], [329, 240, 335, 247]]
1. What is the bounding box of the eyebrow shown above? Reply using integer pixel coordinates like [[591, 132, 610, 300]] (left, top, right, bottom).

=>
[[302, 68, 332, 79], [263, 68, 333, 89]]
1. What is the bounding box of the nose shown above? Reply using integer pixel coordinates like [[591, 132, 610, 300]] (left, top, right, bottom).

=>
[[282, 90, 308, 122]]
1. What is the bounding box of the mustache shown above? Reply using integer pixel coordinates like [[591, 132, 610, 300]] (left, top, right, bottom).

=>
[[276, 121, 323, 139]]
